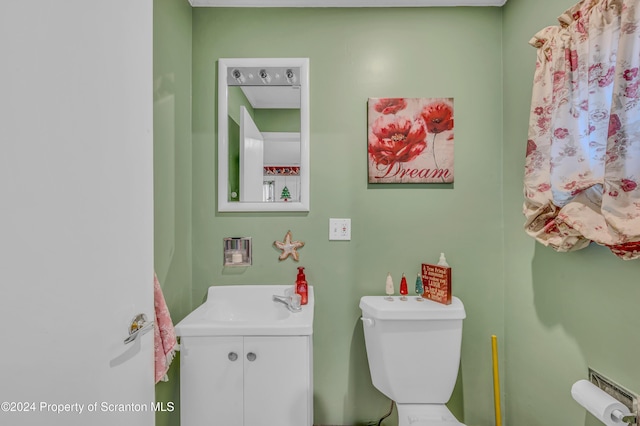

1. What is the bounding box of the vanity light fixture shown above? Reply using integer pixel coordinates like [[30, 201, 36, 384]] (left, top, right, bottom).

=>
[[227, 66, 300, 87], [285, 69, 296, 85], [259, 69, 271, 84], [231, 68, 246, 84]]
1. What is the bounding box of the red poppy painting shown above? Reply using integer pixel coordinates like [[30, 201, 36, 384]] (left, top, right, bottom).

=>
[[368, 97, 454, 183]]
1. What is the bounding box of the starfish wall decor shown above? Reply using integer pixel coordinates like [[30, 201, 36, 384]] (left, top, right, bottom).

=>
[[274, 230, 305, 261]]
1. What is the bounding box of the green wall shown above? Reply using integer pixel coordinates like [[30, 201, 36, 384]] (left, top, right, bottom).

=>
[[502, 0, 640, 425], [153, 0, 192, 425], [192, 7, 503, 426], [154, 2, 640, 426]]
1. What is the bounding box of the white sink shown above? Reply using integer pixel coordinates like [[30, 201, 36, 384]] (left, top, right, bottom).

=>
[[175, 285, 314, 337]]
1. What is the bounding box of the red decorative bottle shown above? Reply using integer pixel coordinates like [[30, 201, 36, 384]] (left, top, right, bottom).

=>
[[296, 267, 308, 305]]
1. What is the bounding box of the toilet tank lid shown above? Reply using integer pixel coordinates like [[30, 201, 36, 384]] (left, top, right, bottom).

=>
[[359, 296, 465, 320]]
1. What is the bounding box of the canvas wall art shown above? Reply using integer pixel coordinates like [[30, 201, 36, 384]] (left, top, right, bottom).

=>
[[368, 97, 454, 184]]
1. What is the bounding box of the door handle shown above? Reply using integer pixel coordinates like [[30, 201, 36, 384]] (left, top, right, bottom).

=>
[[124, 313, 154, 345]]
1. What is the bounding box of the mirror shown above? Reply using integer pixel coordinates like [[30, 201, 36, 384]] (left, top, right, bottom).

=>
[[218, 58, 310, 212]]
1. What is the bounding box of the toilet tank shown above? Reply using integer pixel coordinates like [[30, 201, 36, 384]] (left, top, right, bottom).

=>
[[359, 296, 465, 404]]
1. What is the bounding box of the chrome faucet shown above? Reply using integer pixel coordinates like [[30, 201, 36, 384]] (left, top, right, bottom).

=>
[[273, 294, 302, 312]]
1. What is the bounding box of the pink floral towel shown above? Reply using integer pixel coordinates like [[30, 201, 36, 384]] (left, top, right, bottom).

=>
[[154, 273, 177, 383]]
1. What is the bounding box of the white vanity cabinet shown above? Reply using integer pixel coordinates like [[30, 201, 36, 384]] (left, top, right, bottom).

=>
[[180, 334, 313, 426], [175, 285, 315, 426]]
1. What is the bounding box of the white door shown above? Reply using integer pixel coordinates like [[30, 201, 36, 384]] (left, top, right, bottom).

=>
[[0, 1, 155, 425], [239, 106, 265, 202]]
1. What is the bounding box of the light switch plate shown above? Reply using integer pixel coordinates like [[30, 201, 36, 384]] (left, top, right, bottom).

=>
[[329, 218, 351, 240]]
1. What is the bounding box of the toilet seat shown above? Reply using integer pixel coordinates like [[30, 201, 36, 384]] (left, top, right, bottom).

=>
[[396, 404, 465, 426]]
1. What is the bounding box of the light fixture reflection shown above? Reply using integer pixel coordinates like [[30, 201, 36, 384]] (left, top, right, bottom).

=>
[[259, 69, 271, 84]]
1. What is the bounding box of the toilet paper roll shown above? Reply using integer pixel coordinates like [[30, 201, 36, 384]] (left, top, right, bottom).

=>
[[571, 379, 631, 426]]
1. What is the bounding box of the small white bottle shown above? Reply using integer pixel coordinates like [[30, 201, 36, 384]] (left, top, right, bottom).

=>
[[438, 253, 449, 267]]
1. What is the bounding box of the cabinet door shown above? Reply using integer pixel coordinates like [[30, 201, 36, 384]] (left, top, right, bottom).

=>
[[180, 337, 244, 426], [243, 336, 311, 426]]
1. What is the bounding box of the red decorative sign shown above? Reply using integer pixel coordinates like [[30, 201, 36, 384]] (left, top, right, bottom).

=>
[[421, 263, 452, 305]]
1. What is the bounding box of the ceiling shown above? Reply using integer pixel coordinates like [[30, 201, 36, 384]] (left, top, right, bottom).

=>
[[241, 86, 301, 109], [189, 0, 507, 7]]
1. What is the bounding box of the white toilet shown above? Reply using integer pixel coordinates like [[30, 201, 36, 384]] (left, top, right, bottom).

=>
[[359, 295, 466, 426]]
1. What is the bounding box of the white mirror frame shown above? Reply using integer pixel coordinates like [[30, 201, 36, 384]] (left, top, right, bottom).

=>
[[218, 58, 310, 212]]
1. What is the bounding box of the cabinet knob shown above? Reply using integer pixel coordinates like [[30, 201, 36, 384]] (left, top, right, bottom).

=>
[[246, 352, 257, 362], [228, 352, 238, 361]]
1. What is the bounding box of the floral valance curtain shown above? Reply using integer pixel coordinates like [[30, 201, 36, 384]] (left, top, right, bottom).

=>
[[523, 0, 640, 259]]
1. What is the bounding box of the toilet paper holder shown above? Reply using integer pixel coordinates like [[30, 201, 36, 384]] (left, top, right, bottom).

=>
[[613, 410, 637, 425], [587, 368, 638, 426]]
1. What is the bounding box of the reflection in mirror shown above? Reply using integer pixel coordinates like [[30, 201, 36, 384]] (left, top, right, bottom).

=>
[[218, 58, 309, 212]]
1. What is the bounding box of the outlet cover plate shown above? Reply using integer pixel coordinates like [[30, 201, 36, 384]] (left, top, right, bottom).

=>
[[329, 218, 351, 241]]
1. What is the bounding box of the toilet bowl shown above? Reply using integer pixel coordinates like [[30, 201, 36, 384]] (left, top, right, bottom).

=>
[[395, 404, 463, 425], [359, 296, 466, 426]]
